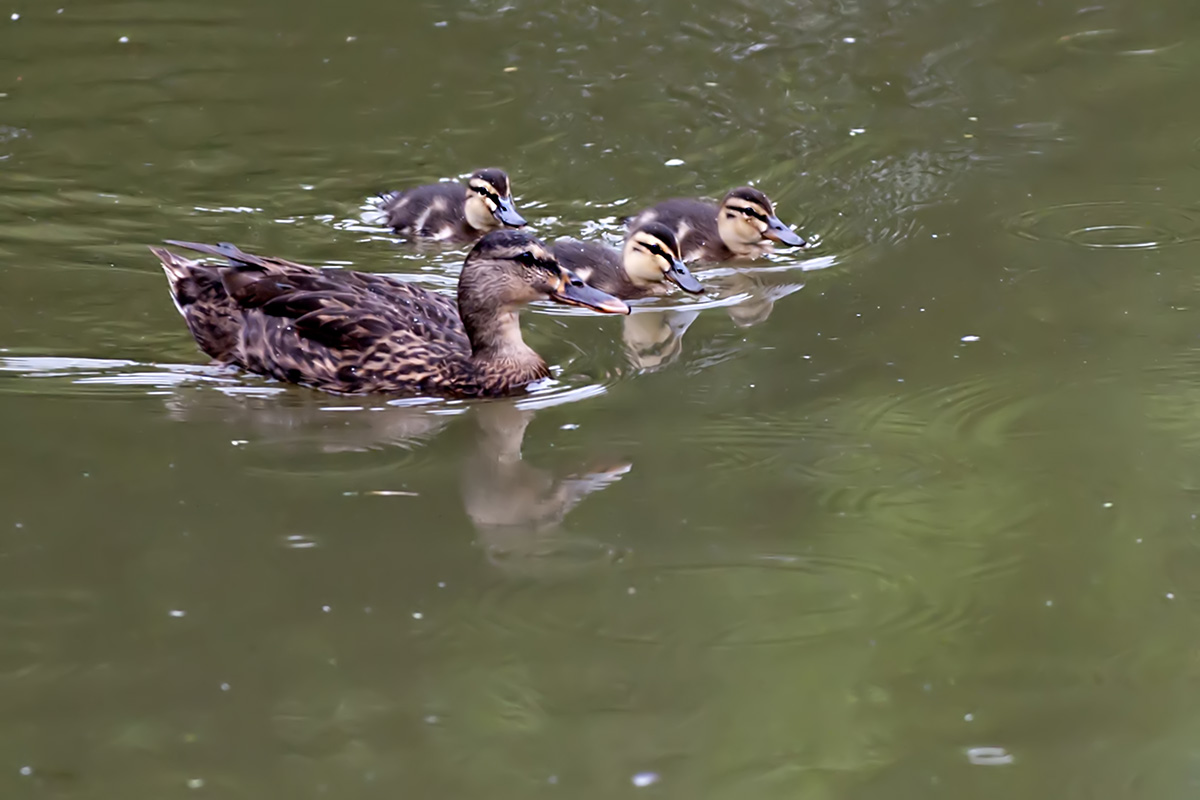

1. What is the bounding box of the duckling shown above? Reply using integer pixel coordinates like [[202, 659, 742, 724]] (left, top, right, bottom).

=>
[[374, 168, 527, 241], [551, 221, 704, 300], [627, 186, 806, 262], [151, 230, 628, 399]]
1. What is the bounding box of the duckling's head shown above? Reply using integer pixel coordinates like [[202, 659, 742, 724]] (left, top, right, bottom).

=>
[[461, 230, 629, 315], [717, 186, 806, 254], [622, 222, 704, 293], [465, 168, 527, 231]]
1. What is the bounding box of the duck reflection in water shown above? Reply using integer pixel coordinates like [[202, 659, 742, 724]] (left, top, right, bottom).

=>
[[463, 402, 631, 575], [162, 390, 630, 574]]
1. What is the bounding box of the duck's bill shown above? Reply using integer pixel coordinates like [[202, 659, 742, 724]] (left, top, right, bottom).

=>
[[764, 215, 807, 247], [667, 259, 705, 294], [552, 281, 631, 315], [493, 197, 527, 227]]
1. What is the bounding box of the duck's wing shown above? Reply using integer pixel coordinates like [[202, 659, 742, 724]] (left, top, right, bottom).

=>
[[163, 239, 462, 331], [221, 265, 473, 394]]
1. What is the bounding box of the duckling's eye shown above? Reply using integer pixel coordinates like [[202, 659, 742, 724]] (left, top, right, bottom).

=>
[[730, 205, 769, 224], [569, 276, 584, 287]]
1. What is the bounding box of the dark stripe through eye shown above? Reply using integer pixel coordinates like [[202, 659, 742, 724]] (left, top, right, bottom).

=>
[[645, 243, 671, 260], [730, 205, 768, 223], [474, 185, 500, 203]]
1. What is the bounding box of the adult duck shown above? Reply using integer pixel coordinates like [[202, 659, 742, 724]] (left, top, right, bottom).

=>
[[151, 231, 628, 398]]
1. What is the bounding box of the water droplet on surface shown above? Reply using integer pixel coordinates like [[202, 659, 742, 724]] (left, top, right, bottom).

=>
[[961, 335, 980, 342], [664, 158, 684, 167], [412, 612, 423, 620], [283, 534, 318, 549], [187, 778, 205, 789], [168, 609, 186, 618], [632, 772, 660, 788], [19, 766, 32, 776], [967, 746, 1014, 765], [118, 35, 129, 43]]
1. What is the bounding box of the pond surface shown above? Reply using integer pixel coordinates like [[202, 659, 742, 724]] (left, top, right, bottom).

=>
[[3, 0, 1200, 796]]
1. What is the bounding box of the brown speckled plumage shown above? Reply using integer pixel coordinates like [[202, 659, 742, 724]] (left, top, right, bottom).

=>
[[153, 231, 628, 398]]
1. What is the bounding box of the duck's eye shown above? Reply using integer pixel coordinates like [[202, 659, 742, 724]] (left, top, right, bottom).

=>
[[515, 251, 538, 267]]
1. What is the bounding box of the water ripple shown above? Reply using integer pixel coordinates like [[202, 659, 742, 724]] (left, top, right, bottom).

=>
[[476, 552, 979, 647], [1057, 28, 1183, 58], [1006, 201, 1200, 250]]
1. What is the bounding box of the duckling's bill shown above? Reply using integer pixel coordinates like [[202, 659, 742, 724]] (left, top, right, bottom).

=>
[[667, 258, 704, 293], [764, 215, 807, 247], [494, 195, 527, 227], [552, 277, 631, 315]]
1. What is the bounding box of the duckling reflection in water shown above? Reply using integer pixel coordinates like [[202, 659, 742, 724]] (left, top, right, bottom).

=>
[[368, 168, 526, 242], [627, 185, 807, 262], [463, 403, 631, 575], [620, 309, 701, 371], [615, 273, 802, 372]]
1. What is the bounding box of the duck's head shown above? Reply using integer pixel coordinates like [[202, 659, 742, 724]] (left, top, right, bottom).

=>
[[462, 230, 630, 315], [464, 168, 527, 231], [716, 186, 806, 254], [621, 221, 704, 293]]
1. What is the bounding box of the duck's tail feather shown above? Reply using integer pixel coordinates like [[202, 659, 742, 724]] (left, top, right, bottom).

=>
[[149, 245, 196, 315], [163, 239, 265, 268], [150, 244, 243, 361]]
